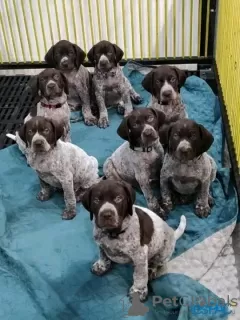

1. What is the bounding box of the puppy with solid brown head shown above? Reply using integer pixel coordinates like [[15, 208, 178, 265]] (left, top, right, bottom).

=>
[[103, 108, 166, 217], [87, 40, 142, 128], [160, 119, 217, 218], [45, 40, 97, 125], [25, 68, 71, 143], [142, 66, 187, 124], [19, 116, 99, 220], [82, 179, 186, 302]]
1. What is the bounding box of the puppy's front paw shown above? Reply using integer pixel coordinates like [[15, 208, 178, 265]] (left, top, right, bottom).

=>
[[162, 198, 173, 214], [98, 116, 109, 129], [84, 115, 98, 126], [37, 190, 51, 202], [129, 285, 148, 302], [62, 208, 76, 220], [195, 203, 211, 218], [117, 102, 125, 115], [131, 93, 142, 104], [91, 259, 112, 276]]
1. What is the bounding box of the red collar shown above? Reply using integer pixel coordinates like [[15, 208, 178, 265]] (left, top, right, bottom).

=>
[[41, 102, 62, 109]]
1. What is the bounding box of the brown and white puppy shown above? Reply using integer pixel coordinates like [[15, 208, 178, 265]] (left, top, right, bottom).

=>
[[160, 119, 217, 218], [18, 116, 99, 220], [45, 40, 97, 125], [87, 40, 142, 128], [25, 68, 71, 143], [142, 66, 187, 124], [82, 179, 186, 301], [103, 108, 166, 217]]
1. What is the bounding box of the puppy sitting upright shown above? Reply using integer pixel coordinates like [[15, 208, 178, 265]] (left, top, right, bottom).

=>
[[18, 116, 99, 220], [142, 66, 187, 124], [160, 119, 217, 218], [87, 40, 142, 128], [26, 68, 71, 142], [82, 179, 186, 301], [45, 40, 97, 125], [103, 108, 166, 216]]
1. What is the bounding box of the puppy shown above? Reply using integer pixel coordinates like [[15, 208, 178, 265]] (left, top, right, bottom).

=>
[[160, 119, 217, 218], [18, 116, 100, 220], [82, 179, 187, 301], [142, 66, 187, 124], [25, 68, 71, 142], [87, 40, 142, 128], [103, 108, 166, 216], [45, 40, 97, 125]]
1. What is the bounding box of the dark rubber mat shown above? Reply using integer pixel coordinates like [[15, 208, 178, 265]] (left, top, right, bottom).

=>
[[0, 75, 33, 149]]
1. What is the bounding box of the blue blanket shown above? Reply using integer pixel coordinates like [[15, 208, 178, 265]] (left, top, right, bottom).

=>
[[0, 63, 238, 320]]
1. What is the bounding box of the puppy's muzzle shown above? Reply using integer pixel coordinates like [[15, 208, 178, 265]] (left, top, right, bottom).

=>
[[162, 90, 172, 99], [60, 57, 69, 68], [47, 82, 56, 89], [142, 125, 158, 140], [177, 140, 192, 154], [98, 210, 118, 228]]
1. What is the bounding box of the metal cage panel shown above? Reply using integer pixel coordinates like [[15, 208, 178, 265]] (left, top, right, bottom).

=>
[[0, 0, 210, 64], [215, 0, 240, 166]]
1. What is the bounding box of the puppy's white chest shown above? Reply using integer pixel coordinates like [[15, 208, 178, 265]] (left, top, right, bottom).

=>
[[171, 164, 200, 194]]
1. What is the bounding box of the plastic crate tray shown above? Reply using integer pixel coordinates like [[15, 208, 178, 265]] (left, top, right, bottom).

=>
[[0, 75, 33, 149]]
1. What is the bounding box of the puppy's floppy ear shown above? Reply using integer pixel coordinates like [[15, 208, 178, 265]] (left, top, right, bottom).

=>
[[159, 123, 173, 149], [72, 44, 86, 69], [112, 43, 124, 63], [18, 123, 27, 144], [120, 181, 136, 216], [27, 75, 41, 105], [149, 108, 166, 128], [142, 69, 155, 94], [49, 119, 64, 145], [117, 116, 129, 141], [87, 45, 95, 63], [59, 72, 69, 95], [171, 66, 187, 88], [81, 187, 94, 220], [196, 124, 214, 156], [44, 45, 56, 66]]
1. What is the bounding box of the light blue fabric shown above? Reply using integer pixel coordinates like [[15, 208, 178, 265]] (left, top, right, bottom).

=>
[[0, 63, 237, 319]]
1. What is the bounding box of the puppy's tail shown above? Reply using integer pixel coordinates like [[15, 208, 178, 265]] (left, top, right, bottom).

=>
[[174, 215, 186, 240], [6, 133, 17, 141]]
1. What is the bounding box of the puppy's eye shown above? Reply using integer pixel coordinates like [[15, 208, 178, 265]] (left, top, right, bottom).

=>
[[114, 195, 123, 203], [53, 74, 59, 80], [173, 133, 179, 139], [93, 198, 100, 204], [44, 128, 49, 134], [156, 79, 163, 85], [147, 116, 154, 122], [28, 129, 33, 135], [170, 77, 176, 83]]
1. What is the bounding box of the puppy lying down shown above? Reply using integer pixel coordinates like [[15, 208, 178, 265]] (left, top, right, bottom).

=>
[[82, 179, 186, 301], [17, 116, 100, 220]]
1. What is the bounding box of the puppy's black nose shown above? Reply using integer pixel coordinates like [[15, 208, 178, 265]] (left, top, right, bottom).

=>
[[47, 82, 56, 88], [100, 60, 108, 66], [102, 211, 112, 218], [162, 90, 172, 98], [34, 140, 43, 146], [62, 60, 68, 67]]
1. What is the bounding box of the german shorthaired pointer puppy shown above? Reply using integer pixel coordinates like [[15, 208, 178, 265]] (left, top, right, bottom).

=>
[[103, 108, 166, 216], [87, 40, 142, 128], [160, 119, 217, 218], [82, 179, 186, 301], [18, 116, 100, 220], [142, 66, 188, 124], [25, 68, 71, 142], [45, 40, 97, 125]]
